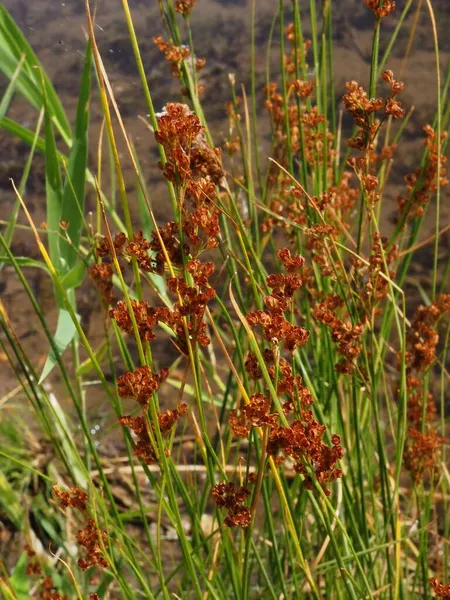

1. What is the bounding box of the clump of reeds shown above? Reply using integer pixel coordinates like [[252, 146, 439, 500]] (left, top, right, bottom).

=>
[[0, 0, 449, 598]]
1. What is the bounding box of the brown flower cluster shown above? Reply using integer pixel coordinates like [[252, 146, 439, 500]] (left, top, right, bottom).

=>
[[397, 125, 448, 221], [92, 230, 156, 304], [111, 259, 214, 356], [402, 295, 450, 482], [361, 233, 398, 306], [155, 103, 223, 186], [244, 351, 313, 414], [314, 294, 366, 374], [77, 519, 108, 571], [110, 299, 161, 342], [175, 0, 196, 16], [404, 428, 447, 484], [343, 70, 404, 153], [211, 482, 252, 528], [260, 183, 305, 235], [429, 577, 450, 598], [153, 35, 189, 77], [247, 248, 309, 352], [97, 230, 153, 271], [117, 365, 169, 407], [24, 543, 43, 576], [284, 24, 311, 76], [53, 485, 88, 511], [149, 221, 188, 274], [365, 0, 395, 18], [264, 25, 334, 185], [267, 412, 344, 495], [406, 376, 436, 427], [96, 231, 127, 258], [124, 231, 153, 271], [89, 263, 113, 305], [25, 545, 69, 599], [228, 250, 343, 497], [229, 392, 279, 438], [119, 404, 188, 465], [53, 485, 108, 572], [183, 178, 221, 250], [304, 223, 339, 277], [405, 294, 450, 373], [40, 576, 69, 600]]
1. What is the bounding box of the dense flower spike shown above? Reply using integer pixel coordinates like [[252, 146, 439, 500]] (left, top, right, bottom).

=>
[[313, 295, 365, 373], [96, 232, 127, 259], [153, 36, 190, 78], [404, 428, 447, 484], [230, 250, 344, 497], [365, 0, 396, 18], [246, 248, 309, 351], [405, 294, 450, 374], [402, 295, 450, 482], [155, 103, 223, 186], [89, 263, 113, 305], [52, 485, 88, 512], [53, 486, 108, 573], [267, 411, 344, 495], [406, 376, 436, 427], [362, 233, 398, 305], [429, 578, 450, 598], [124, 231, 153, 271], [343, 70, 404, 161], [397, 125, 448, 221], [76, 519, 108, 571], [109, 299, 161, 342], [117, 366, 169, 407], [229, 393, 279, 438], [119, 405, 188, 465], [211, 482, 252, 528], [175, 0, 196, 16]]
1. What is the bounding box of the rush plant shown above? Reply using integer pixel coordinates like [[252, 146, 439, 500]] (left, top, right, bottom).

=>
[[0, 0, 449, 598]]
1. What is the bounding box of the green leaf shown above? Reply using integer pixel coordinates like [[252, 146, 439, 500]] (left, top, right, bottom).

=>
[[9, 552, 29, 600], [0, 470, 24, 529], [76, 340, 108, 377], [0, 256, 49, 272], [0, 5, 70, 139], [39, 309, 80, 384], [60, 43, 92, 270], [43, 102, 64, 274], [46, 391, 87, 488], [60, 259, 88, 290], [0, 53, 25, 119]]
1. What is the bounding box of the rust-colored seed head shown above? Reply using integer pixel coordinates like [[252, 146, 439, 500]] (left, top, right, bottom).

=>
[[117, 366, 169, 407], [77, 519, 108, 571], [211, 482, 252, 528], [154, 36, 190, 77], [429, 577, 450, 598], [155, 103, 223, 186], [119, 405, 187, 465], [89, 263, 114, 305], [365, 0, 396, 18], [53, 485, 88, 512], [175, 0, 196, 15], [404, 428, 447, 483]]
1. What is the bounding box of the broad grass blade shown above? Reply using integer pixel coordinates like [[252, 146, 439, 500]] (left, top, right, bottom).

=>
[[60, 43, 92, 270], [0, 6, 70, 138], [39, 309, 80, 384]]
